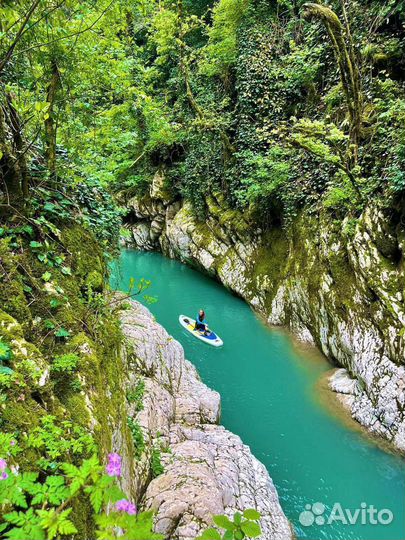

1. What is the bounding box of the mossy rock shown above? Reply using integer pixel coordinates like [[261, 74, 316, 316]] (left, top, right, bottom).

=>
[[1, 398, 42, 432], [0, 241, 32, 326], [62, 225, 106, 283], [86, 270, 103, 291]]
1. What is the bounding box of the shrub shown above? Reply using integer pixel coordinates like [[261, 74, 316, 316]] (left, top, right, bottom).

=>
[[0, 341, 12, 363], [198, 509, 262, 539], [126, 379, 145, 413], [74, 178, 123, 249], [151, 448, 164, 478], [27, 415, 95, 470], [323, 177, 359, 216], [51, 354, 79, 375], [0, 452, 164, 540], [127, 417, 145, 459]]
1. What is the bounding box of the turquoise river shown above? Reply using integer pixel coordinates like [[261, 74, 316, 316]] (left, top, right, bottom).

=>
[[112, 249, 405, 540]]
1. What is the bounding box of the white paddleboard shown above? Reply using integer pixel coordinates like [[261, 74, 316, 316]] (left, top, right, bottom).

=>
[[179, 315, 223, 347]]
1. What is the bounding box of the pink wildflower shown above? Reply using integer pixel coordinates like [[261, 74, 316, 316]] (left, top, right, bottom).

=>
[[106, 453, 122, 477], [1, 472, 8, 481], [0, 459, 7, 472], [115, 499, 137, 515], [10, 440, 15, 446], [126, 502, 137, 515]]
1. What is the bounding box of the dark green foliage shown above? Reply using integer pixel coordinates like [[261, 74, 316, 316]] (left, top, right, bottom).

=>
[[126, 380, 145, 413], [127, 417, 145, 459], [0, 341, 12, 363], [74, 179, 123, 248], [172, 132, 227, 218], [119, 0, 405, 227], [150, 448, 164, 478], [387, 143, 405, 194]]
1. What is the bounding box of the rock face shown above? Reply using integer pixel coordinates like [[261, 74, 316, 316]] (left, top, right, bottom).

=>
[[123, 170, 405, 453], [119, 299, 292, 540]]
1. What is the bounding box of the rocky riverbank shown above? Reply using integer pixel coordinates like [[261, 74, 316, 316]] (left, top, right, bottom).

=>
[[118, 297, 292, 540], [122, 170, 405, 454]]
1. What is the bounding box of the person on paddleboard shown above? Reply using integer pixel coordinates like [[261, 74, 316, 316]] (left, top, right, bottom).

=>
[[195, 309, 209, 335]]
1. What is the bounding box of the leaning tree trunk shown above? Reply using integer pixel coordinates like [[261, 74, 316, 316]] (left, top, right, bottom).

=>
[[302, 2, 363, 165], [176, 0, 236, 160], [0, 94, 25, 211]]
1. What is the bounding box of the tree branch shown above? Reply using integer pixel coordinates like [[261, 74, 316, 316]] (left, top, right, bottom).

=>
[[15, 1, 115, 56], [0, 0, 42, 75]]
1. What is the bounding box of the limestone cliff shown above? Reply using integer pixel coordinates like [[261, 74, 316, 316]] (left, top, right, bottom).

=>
[[123, 170, 405, 453], [118, 298, 292, 540]]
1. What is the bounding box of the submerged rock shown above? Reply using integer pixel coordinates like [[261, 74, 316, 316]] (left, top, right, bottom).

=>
[[124, 178, 405, 454], [119, 299, 292, 540]]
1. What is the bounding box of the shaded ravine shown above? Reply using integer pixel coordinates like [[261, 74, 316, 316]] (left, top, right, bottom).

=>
[[111, 249, 405, 540]]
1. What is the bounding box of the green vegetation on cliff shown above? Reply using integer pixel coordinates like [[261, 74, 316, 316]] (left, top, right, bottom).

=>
[[0, 186, 163, 537], [1, 0, 404, 537], [0, 3, 163, 536], [108, 0, 405, 226]]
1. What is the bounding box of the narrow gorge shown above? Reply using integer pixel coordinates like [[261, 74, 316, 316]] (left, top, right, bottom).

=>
[[1, 0, 405, 539], [123, 170, 405, 453]]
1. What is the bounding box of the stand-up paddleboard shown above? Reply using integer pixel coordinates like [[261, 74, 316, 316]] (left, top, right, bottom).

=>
[[179, 315, 223, 347]]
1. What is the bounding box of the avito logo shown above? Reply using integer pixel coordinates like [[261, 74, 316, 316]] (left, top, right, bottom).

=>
[[299, 502, 394, 527]]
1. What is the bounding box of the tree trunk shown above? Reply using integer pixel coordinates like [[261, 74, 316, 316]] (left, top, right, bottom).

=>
[[7, 94, 29, 200], [0, 0, 42, 76], [302, 2, 363, 165], [0, 97, 24, 210], [176, 0, 236, 159]]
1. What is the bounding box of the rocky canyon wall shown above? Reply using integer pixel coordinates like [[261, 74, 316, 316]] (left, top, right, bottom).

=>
[[117, 296, 292, 540], [122, 171, 405, 453]]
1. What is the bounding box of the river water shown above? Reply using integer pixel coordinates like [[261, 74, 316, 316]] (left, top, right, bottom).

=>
[[111, 249, 405, 540]]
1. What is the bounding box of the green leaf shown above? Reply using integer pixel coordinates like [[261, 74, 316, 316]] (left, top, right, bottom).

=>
[[54, 328, 70, 338], [43, 203, 56, 212], [60, 463, 79, 478], [0, 341, 12, 362], [60, 266, 72, 276], [213, 515, 235, 531], [57, 511, 77, 536], [44, 320, 56, 330], [41, 271, 52, 282], [29, 241, 42, 249], [90, 486, 103, 513], [242, 509, 261, 521], [240, 521, 261, 538], [233, 512, 242, 525]]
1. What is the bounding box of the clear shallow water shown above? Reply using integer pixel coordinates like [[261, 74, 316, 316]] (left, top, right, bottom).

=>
[[111, 249, 405, 540]]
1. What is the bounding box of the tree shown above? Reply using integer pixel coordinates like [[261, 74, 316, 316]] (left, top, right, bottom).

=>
[[302, 2, 363, 165]]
